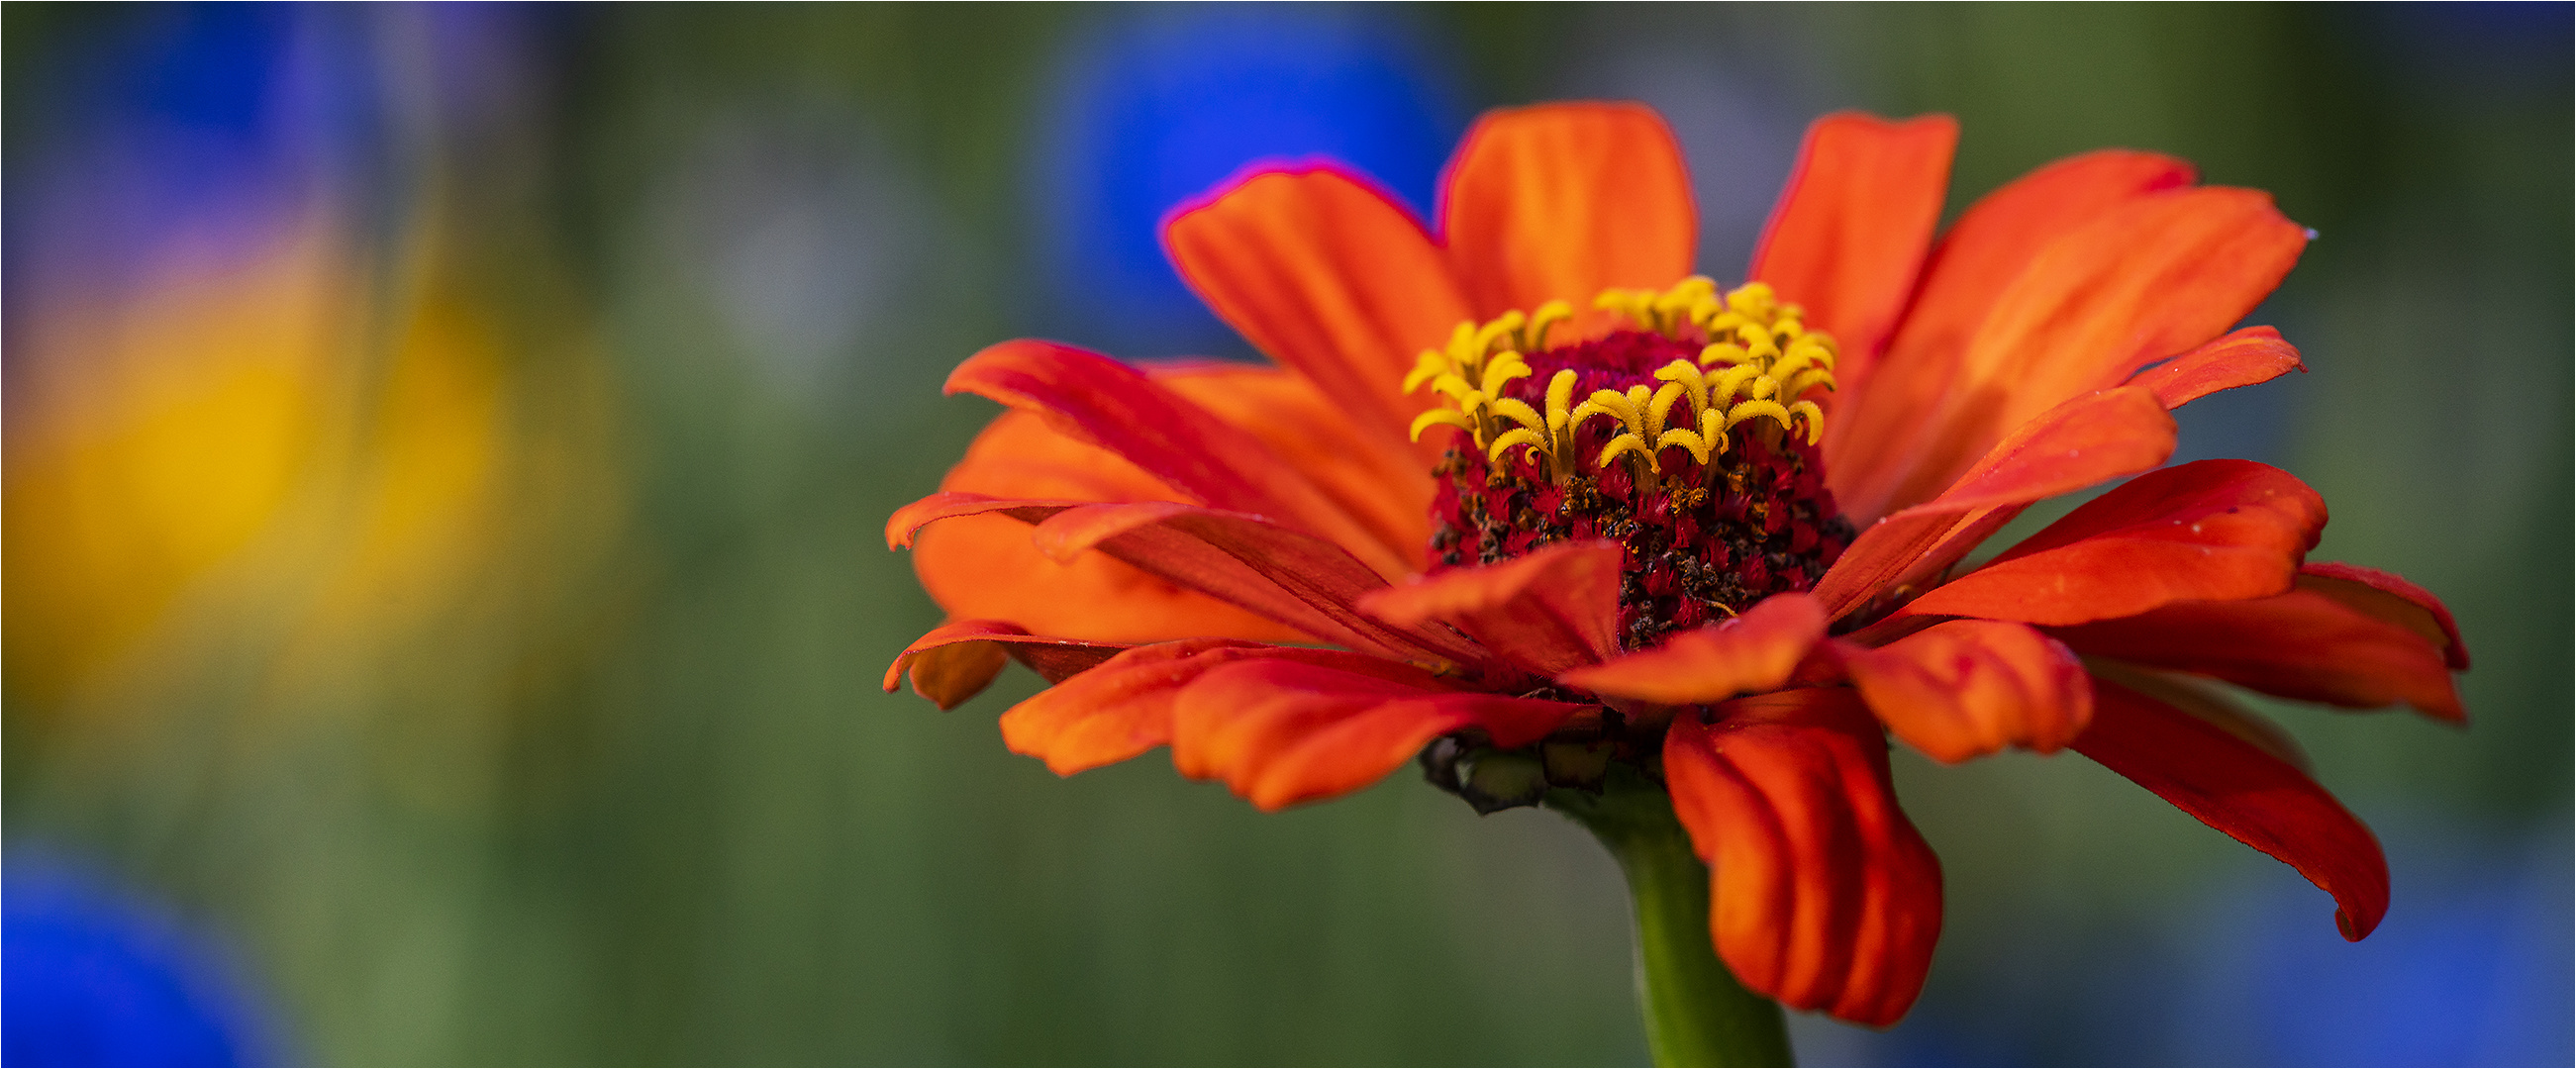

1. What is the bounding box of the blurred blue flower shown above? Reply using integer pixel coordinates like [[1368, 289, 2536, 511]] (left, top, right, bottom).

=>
[[1030, 9, 1463, 358], [4, 856, 279, 1067]]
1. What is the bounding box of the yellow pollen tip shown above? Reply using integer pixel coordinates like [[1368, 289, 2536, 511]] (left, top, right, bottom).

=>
[[1404, 279, 1832, 483]]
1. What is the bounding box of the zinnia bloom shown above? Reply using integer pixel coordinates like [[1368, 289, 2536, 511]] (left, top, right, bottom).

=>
[[884, 103, 2468, 1036]]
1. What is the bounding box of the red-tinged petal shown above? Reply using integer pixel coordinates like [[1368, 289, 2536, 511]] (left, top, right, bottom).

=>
[[889, 491, 1087, 549], [1439, 102, 1697, 317], [1904, 459, 2327, 626], [2052, 590, 2464, 721], [1555, 594, 1828, 705], [2127, 326, 2307, 409], [1811, 386, 2177, 621], [1357, 540, 1623, 677], [1165, 164, 1471, 448], [1156, 362, 1434, 573], [1170, 659, 1588, 811], [1830, 150, 2194, 515], [1839, 620, 2094, 763], [1021, 500, 1492, 666], [1749, 112, 1957, 376], [1875, 187, 2309, 513], [1665, 690, 1943, 1026], [911, 513, 1304, 647], [2074, 678, 2389, 940], [904, 413, 1303, 645], [2300, 562, 2471, 670], [884, 620, 1135, 709], [945, 340, 1408, 577], [998, 639, 1396, 776], [2086, 662, 2315, 774]]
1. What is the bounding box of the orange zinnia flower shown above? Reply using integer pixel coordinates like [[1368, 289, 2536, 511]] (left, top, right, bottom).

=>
[[885, 103, 2468, 1035]]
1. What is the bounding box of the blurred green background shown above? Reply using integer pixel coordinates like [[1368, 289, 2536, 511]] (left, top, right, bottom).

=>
[[3, 3, 2566, 1064]]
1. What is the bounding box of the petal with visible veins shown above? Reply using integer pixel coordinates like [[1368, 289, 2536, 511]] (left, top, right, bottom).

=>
[[1170, 659, 1589, 811], [1165, 164, 1470, 450], [1665, 689, 1943, 1026], [1840, 620, 2094, 763], [1556, 594, 1828, 705], [1440, 102, 1698, 318], [2051, 590, 2463, 721], [1749, 113, 1957, 379], [1811, 386, 2176, 622], [1876, 187, 2308, 514], [1830, 149, 2194, 516], [1359, 540, 1623, 677], [1903, 459, 2326, 626]]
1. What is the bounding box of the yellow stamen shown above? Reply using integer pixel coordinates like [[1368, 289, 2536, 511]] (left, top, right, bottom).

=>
[[1403, 278, 1838, 482], [1411, 408, 1477, 442]]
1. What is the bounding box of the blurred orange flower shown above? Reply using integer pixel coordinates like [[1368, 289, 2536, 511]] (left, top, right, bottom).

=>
[[885, 103, 2467, 1025]]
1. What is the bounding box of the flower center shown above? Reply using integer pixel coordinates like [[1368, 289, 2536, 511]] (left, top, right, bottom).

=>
[[1406, 277, 1856, 651]]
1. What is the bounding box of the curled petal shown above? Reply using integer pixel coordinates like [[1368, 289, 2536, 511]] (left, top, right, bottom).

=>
[[1357, 540, 1623, 677], [2126, 326, 2306, 409], [1839, 620, 2094, 763], [2051, 589, 2463, 722], [1557, 594, 1828, 705], [1171, 659, 1590, 812], [901, 494, 1487, 666], [2298, 562, 2470, 670], [1665, 689, 1943, 1026], [2075, 678, 2390, 940], [1903, 459, 2327, 627], [885, 619, 1134, 709], [1000, 640, 1393, 776]]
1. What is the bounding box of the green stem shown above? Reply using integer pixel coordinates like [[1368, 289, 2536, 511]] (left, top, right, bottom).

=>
[[1549, 768, 1793, 1068]]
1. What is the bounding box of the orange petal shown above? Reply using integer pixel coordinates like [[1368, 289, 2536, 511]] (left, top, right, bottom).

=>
[[2051, 589, 2463, 721], [1357, 540, 1623, 677], [1839, 620, 2094, 763], [1439, 102, 1697, 317], [1874, 187, 2309, 514], [1665, 689, 1943, 1026], [1164, 164, 1471, 449], [1554, 594, 1827, 705], [2126, 326, 2306, 409], [1903, 459, 2326, 626], [1811, 385, 2177, 621], [884, 619, 1135, 709], [1155, 361, 1434, 574], [1170, 659, 1588, 811], [2299, 562, 2470, 670], [1748, 112, 1957, 374], [911, 515, 1303, 647], [999, 639, 1407, 776], [1830, 149, 2194, 514], [1026, 500, 1490, 666], [2074, 678, 2389, 940], [902, 412, 1301, 645], [945, 340, 1408, 578]]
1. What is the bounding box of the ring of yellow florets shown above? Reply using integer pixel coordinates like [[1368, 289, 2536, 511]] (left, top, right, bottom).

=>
[[1404, 277, 1838, 484]]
